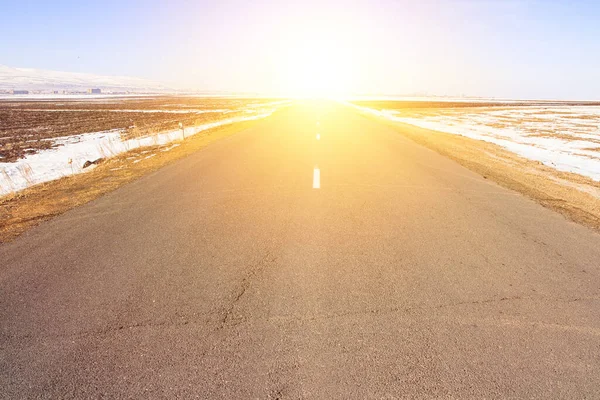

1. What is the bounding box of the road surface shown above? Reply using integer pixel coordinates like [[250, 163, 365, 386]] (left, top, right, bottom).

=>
[[2, 102, 600, 398]]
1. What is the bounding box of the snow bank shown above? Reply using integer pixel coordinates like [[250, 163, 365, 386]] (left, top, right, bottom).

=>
[[348, 103, 600, 181]]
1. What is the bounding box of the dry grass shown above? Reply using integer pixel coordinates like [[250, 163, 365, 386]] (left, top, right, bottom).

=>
[[0, 118, 264, 243], [355, 111, 600, 232]]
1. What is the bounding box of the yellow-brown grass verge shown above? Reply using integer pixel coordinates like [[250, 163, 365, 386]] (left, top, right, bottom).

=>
[[355, 111, 600, 232], [0, 118, 265, 243]]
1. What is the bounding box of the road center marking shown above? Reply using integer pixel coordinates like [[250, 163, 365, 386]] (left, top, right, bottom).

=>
[[316, 133, 320, 140], [313, 167, 320, 189]]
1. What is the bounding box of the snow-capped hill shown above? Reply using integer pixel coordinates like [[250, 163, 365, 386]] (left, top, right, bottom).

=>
[[0, 65, 177, 92]]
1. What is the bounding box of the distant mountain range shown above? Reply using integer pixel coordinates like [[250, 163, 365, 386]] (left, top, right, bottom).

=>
[[0, 65, 178, 93]]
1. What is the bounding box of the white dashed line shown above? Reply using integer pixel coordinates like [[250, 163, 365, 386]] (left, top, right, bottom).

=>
[[316, 133, 320, 140], [313, 167, 320, 189]]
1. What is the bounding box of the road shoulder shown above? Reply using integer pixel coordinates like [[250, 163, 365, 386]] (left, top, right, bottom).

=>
[[0, 118, 267, 243], [353, 110, 600, 232]]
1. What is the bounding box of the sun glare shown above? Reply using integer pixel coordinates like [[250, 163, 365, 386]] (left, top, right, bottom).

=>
[[276, 29, 355, 98]]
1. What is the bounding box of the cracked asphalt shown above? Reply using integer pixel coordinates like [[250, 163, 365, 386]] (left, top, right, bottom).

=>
[[2, 102, 600, 398]]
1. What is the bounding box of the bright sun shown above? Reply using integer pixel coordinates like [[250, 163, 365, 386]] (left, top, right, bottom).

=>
[[276, 29, 355, 98]]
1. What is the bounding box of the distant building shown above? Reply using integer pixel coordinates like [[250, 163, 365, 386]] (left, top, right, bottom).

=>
[[11, 90, 29, 95], [88, 88, 101, 94]]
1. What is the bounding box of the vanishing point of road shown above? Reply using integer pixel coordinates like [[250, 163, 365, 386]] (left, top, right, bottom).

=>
[[2, 103, 600, 398]]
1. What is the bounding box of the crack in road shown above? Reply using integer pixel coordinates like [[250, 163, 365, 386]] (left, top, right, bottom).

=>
[[2, 294, 598, 342], [263, 294, 600, 325], [0, 312, 217, 342], [217, 250, 277, 330]]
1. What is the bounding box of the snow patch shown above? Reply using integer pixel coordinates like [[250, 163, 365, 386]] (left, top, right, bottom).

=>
[[348, 103, 600, 182]]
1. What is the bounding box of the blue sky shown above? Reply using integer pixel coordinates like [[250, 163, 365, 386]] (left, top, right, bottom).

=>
[[1, 0, 599, 98]]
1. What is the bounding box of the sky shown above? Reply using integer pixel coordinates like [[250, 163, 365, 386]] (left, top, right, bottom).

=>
[[1, 0, 600, 99]]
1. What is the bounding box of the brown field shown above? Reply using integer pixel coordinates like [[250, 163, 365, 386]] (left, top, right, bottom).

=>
[[0, 96, 282, 162]]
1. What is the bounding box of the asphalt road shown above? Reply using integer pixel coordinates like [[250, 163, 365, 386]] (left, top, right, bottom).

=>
[[2, 102, 600, 399]]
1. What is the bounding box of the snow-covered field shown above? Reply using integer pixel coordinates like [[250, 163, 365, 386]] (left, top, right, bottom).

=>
[[0, 64, 175, 92], [351, 103, 600, 181], [0, 100, 289, 195]]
